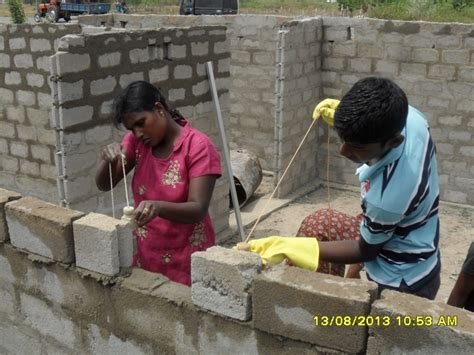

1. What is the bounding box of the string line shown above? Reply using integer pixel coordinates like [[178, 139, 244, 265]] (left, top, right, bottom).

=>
[[121, 153, 130, 208], [245, 118, 318, 243], [109, 162, 115, 219]]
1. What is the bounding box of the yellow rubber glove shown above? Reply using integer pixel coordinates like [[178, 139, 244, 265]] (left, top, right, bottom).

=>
[[312, 98, 340, 127], [239, 236, 319, 271]]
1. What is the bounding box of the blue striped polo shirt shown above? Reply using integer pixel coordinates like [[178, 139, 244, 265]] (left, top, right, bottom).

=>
[[356, 106, 440, 288]]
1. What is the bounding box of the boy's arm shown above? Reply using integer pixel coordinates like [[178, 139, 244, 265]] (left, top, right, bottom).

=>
[[318, 238, 385, 264], [447, 272, 474, 308]]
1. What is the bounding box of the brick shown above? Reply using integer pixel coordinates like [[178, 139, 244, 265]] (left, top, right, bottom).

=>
[[55, 52, 91, 75], [174, 65, 192, 79], [253, 265, 377, 353], [386, 45, 410, 61], [436, 35, 461, 48], [0, 53, 10, 68], [168, 88, 185, 102], [0, 138, 7, 154], [0, 88, 14, 104], [191, 42, 209, 57], [90, 76, 117, 96], [442, 189, 467, 204], [400, 63, 426, 76], [20, 160, 40, 176], [16, 90, 36, 106], [66, 150, 97, 175], [37, 93, 53, 109], [1, 156, 19, 173], [0, 323, 43, 354], [449, 131, 471, 141], [0, 36, 3, 50], [349, 58, 371, 73], [457, 100, 474, 113], [26, 73, 45, 88], [40, 164, 57, 180], [30, 38, 52, 52], [192, 80, 209, 96], [253, 51, 274, 65], [367, 290, 474, 353], [17, 125, 38, 141], [412, 48, 439, 63], [13, 54, 33, 68], [98, 52, 121, 68], [231, 50, 251, 64], [322, 57, 345, 70], [57, 80, 83, 104], [214, 41, 227, 55], [5, 71, 21, 85], [0, 188, 22, 242], [129, 47, 150, 64], [149, 66, 169, 84], [169, 44, 186, 59], [20, 293, 79, 348], [191, 246, 262, 321], [119, 72, 144, 88], [27, 108, 50, 127], [458, 66, 474, 82], [428, 64, 456, 80], [442, 50, 469, 64], [36, 56, 50, 72], [59, 106, 93, 128], [10, 141, 28, 158], [73, 212, 120, 276], [9, 37, 26, 50], [6, 197, 84, 262], [57, 35, 85, 51], [84, 125, 112, 144], [117, 219, 135, 267]]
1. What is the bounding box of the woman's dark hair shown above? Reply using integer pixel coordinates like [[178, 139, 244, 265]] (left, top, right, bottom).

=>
[[113, 81, 183, 128], [334, 77, 408, 144]]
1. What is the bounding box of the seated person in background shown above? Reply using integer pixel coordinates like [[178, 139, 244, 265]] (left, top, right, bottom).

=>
[[447, 242, 474, 312]]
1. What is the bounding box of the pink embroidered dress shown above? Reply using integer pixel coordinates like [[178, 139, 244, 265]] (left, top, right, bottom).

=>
[[121, 119, 221, 286]]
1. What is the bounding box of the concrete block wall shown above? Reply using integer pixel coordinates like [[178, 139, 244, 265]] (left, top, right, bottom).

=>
[[0, 23, 81, 203], [275, 18, 323, 197], [49, 27, 231, 237], [320, 17, 474, 204], [1, 197, 472, 353]]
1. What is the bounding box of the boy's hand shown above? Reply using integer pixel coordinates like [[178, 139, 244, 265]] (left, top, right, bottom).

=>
[[101, 143, 126, 163], [312, 98, 340, 126], [134, 200, 160, 227], [235, 236, 319, 271]]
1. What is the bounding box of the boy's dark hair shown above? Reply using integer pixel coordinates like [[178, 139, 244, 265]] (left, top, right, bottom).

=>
[[334, 77, 408, 144], [113, 81, 183, 128]]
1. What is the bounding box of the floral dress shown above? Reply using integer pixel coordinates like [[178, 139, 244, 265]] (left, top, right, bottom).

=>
[[121, 120, 221, 285]]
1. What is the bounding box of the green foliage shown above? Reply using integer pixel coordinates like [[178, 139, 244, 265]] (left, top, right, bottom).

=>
[[8, 0, 25, 24], [452, 0, 473, 10]]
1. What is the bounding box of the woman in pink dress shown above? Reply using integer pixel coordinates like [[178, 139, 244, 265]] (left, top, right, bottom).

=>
[[95, 81, 221, 285]]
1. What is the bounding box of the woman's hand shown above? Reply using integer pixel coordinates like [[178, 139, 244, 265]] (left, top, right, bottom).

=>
[[101, 143, 125, 163], [134, 200, 161, 227]]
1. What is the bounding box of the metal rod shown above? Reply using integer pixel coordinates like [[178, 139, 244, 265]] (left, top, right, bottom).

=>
[[206, 61, 245, 242]]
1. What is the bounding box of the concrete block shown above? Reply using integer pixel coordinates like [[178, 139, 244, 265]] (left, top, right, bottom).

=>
[[412, 48, 439, 63], [253, 265, 377, 353], [1, 156, 19, 173], [98, 52, 121, 68], [55, 52, 91, 75], [0, 88, 14, 104], [129, 47, 150, 64], [442, 49, 470, 64], [6, 196, 84, 262], [59, 105, 93, 128], [116, 220, 135, 268], [85, 125, 112, 144], [20, 293, 79, 348], [10, 141, 29, 158], [26, 73, 45, 88], [0, 323, 43, 355], [119, 72, 144, 88], [428, 64, 456, 80], [5, 71, 21, 85], [13, 54, 34, 69], [57, 80, 84, 104], [30, 38, 52, 52], [31, 144, 51, 163], [168, 88, 185, 102], [174, 65, 192, 80], [73, 212, 120, 276], [192, 80, 209, 96], [191, 246, 262, 321], [0, 188, 22, 243], [367, 290, 474, 354], [16, 90, 36, 106], [9, 37, 26, 50], [36, 55, 50, 72], [20, 161, 40, 176], [90, 75, 117, 96], [0, 53, 10, 68], [458, 67, 474, 82], [149, 66, 169, 84]]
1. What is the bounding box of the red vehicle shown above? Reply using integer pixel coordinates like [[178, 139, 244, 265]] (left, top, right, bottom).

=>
[[34, 0, 111, 23]]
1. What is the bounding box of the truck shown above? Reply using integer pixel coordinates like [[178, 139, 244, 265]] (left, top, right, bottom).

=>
[[179, 0, 239, 15], [34, 0, 111, 23]]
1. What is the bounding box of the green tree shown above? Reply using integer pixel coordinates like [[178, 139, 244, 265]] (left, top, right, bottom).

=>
[[8, 0, 26, 24]]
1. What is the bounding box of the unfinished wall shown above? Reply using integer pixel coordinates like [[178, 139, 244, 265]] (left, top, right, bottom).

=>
[[1, 188, 473, 354], [49, 26, 230, 235], [275, 18, 322, 197], [321, 18, 474, 204], [0, 23, 81, 202]]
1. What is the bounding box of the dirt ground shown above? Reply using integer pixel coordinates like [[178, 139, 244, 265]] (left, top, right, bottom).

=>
[[227, 181, 474, 303]]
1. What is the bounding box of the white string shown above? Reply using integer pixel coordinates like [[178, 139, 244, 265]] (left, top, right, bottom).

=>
[[121, 153, 130, 208], [245, 118, 318, 243], [109, 162, 115, 219]]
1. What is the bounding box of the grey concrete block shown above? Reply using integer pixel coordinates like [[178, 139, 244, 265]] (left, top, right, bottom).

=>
[[253, 265, 378, 353], [6, 197, 84, 262], [0, 189, 22, 243], [191, 246, 262, 321], [367, 290, 474, 354], [73, 213, 120, 276]]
